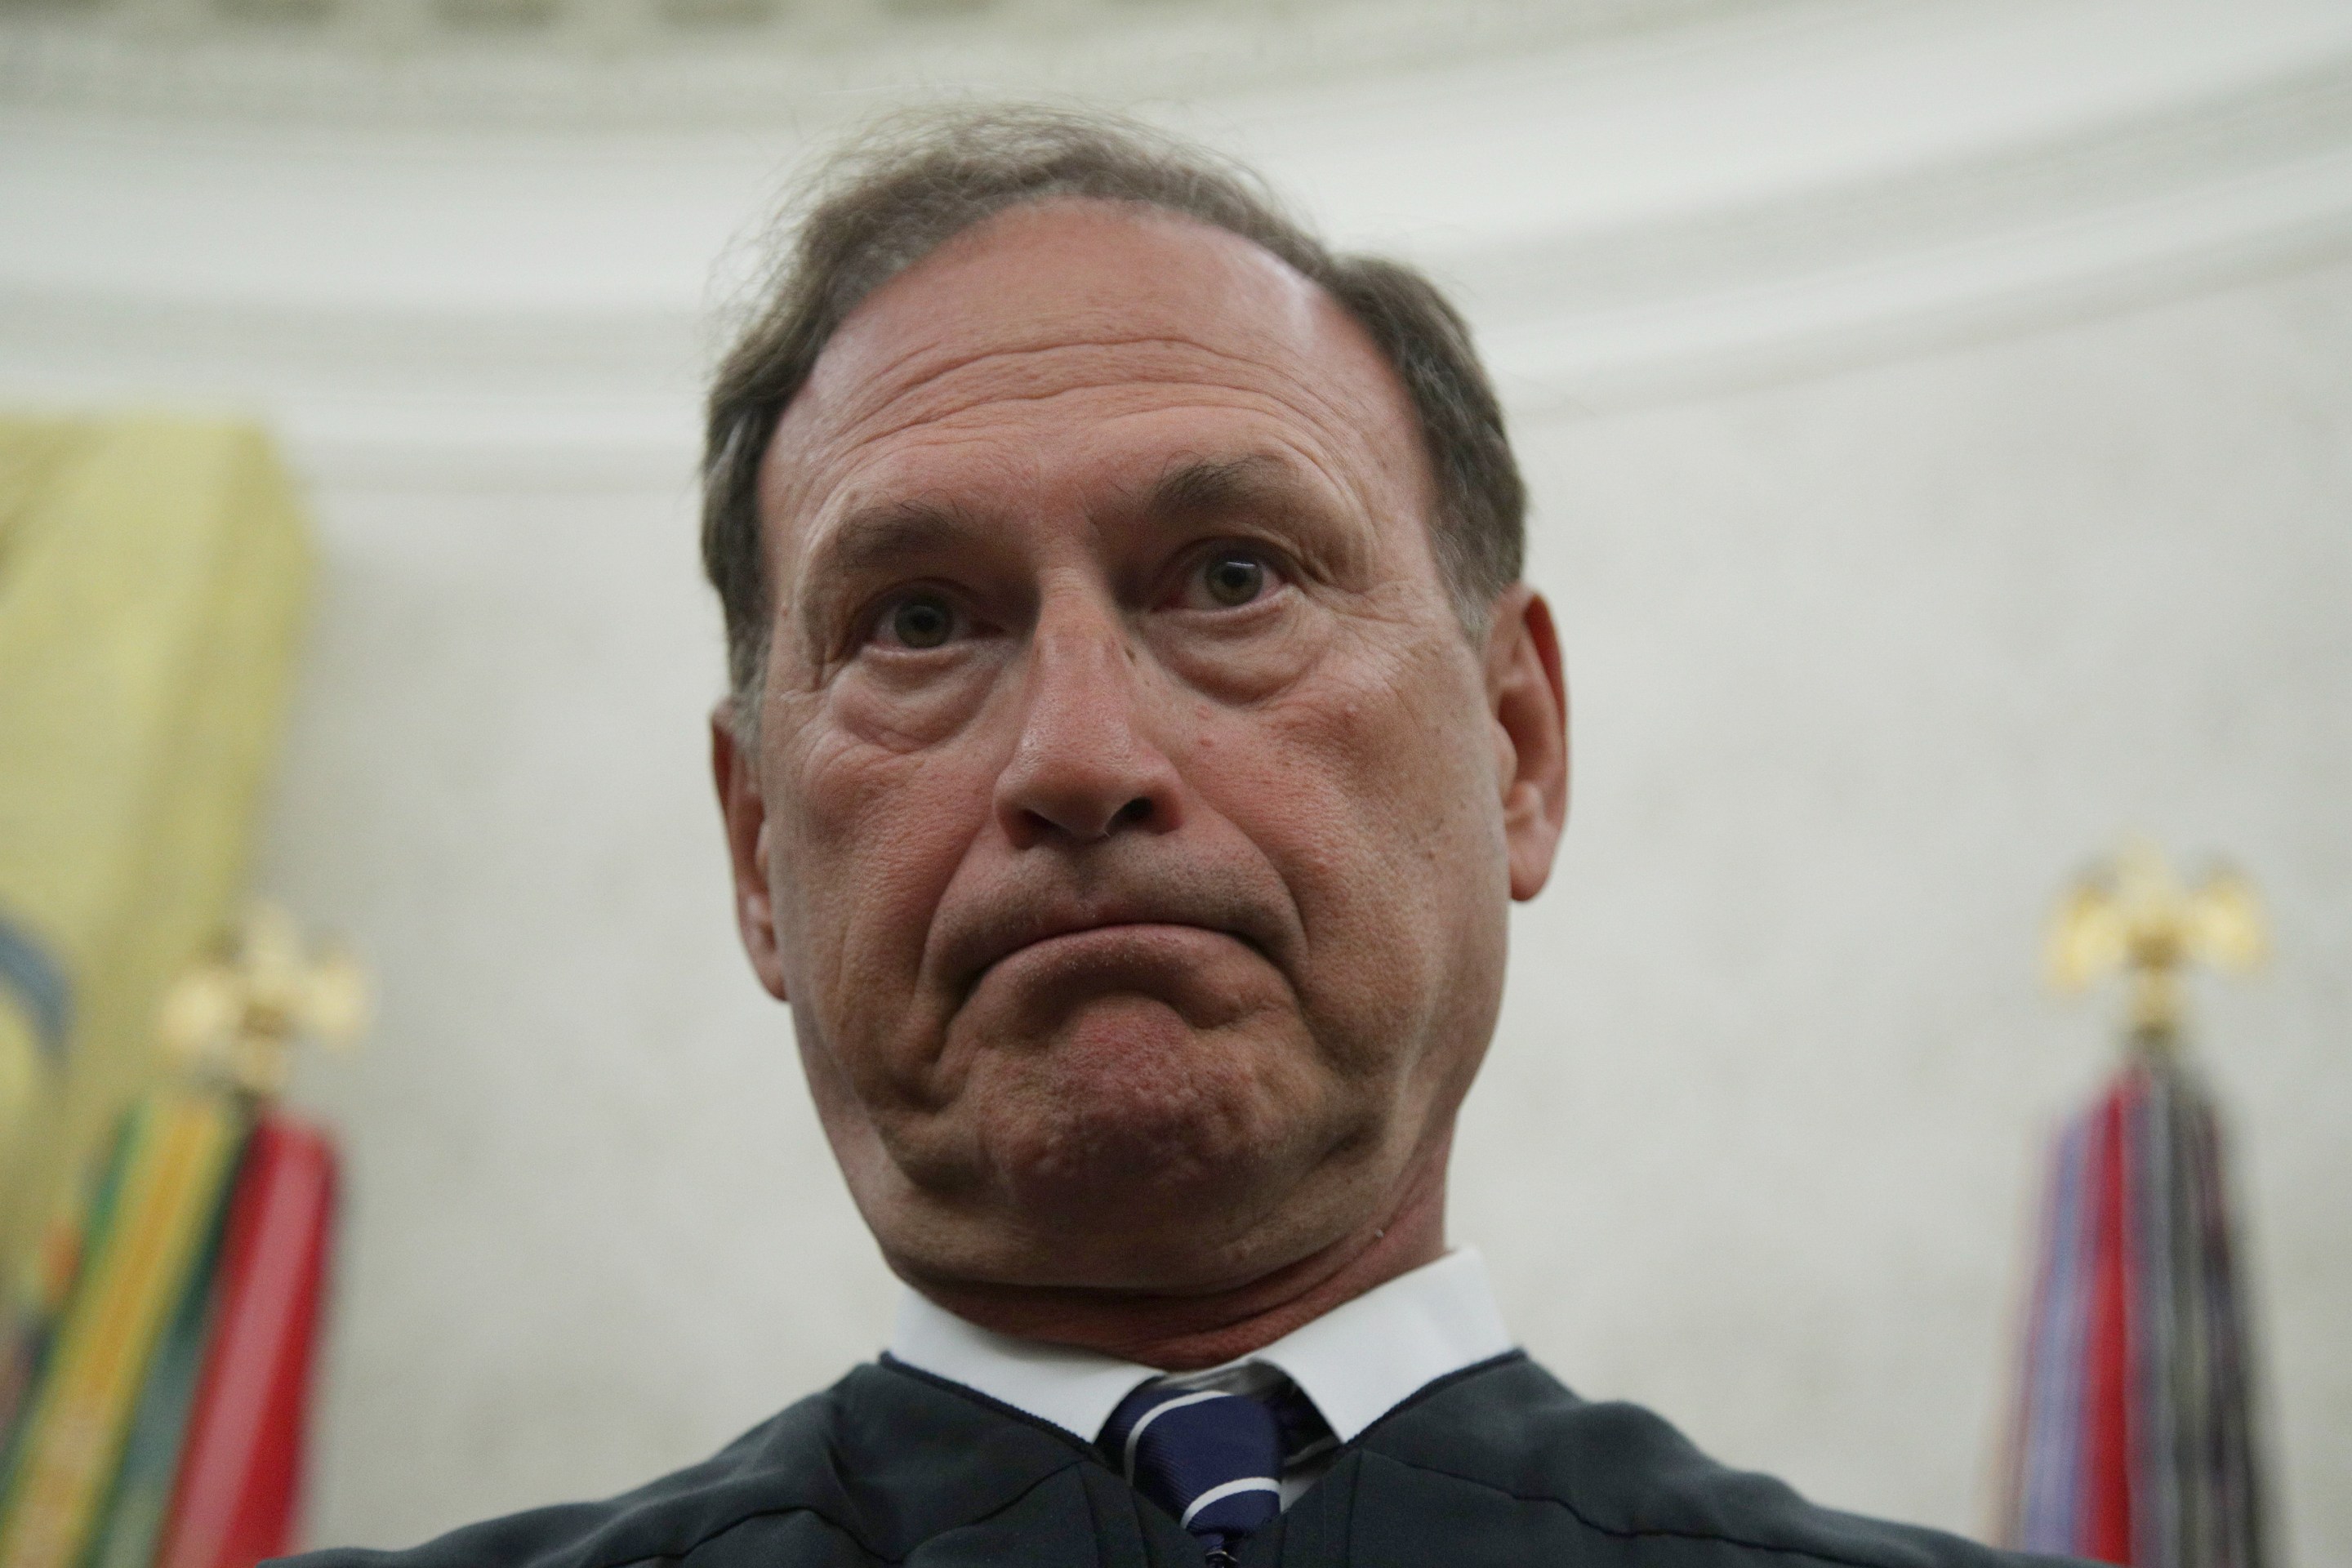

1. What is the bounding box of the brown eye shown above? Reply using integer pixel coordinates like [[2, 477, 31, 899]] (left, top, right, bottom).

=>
[[886, 594, 956, 648], [1200, 552, 1267, 608]]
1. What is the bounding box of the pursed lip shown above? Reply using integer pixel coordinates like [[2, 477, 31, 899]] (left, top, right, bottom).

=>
[[938, 894, 1279, 1002]]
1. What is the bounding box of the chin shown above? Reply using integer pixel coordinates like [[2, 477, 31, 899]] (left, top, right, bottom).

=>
[[964, 997, 1337, 1277]]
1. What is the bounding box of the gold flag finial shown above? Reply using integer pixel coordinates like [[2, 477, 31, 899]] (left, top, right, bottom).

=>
[[2047, 839, 2265, 1044], [158, 904, 368, 1096]]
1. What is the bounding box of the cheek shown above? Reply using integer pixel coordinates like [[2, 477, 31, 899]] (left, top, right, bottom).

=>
[[1205, 631, 1503, 1054], [768, 699, 992, 1041], [1147, 604, 1325, 705]]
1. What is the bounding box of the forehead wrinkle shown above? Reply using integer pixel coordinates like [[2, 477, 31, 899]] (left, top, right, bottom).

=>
[[767, 276, 1433, 608], [837, 390, 1398, 552], [822, 331, 1361, 453], [791, 345, 1384, 501], [826, 330, 1235, 429], [822, 392, 1392, 572]]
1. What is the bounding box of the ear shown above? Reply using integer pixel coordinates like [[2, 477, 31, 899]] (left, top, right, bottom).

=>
[[711, 706, 791, 1001], [1481, 585, 1570, 902]]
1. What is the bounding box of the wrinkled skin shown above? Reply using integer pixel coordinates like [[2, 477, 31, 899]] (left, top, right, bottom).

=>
[[714, 200, 1568, 1366]]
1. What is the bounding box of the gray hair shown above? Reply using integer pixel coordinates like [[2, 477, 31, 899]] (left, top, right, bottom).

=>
[[702, 105, 1526, 731]]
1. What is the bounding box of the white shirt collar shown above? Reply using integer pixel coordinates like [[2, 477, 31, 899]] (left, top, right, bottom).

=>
[[886, 1247, 1512, 1446]]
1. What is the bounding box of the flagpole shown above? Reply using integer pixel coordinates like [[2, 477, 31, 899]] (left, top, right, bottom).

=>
[[2004, 842, 2274, 1568]]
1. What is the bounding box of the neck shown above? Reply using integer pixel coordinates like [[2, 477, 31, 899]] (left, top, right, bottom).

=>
[[902, 1143, 1450, 1371]]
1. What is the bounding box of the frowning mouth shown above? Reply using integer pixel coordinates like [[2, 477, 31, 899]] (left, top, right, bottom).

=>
[[1000, 920, 1240, 964], [959, 921, 1271, 1013], [942, 906, 1277, 1004]]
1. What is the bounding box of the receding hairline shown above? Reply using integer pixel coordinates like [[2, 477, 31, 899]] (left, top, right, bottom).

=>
[[703, 105, 1527, 734], [752, 192, 1439, 571], [765, 193, 1389, 450]]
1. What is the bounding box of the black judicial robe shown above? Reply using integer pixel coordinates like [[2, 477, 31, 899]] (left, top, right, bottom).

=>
[[285, 1353, 2078, 1568]]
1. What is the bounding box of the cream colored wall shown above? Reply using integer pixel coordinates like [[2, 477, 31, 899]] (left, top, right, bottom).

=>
[[1468, 264, 2352, 1548], [3, 0, 2348, 1558], [255, 257, 2352, 1560]]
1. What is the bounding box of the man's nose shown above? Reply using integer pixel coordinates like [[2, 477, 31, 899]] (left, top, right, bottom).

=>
[[993, 597, 1183, 849]]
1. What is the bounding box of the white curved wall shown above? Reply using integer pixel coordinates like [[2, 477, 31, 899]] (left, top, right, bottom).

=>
[[3, 0, 2346, 1558]]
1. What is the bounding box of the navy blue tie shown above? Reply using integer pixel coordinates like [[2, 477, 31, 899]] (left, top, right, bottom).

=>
[[1101, 1380, 1288, 1560]]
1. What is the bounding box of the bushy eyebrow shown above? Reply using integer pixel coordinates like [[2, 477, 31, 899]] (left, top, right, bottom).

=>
[[800, 498, 983, 590], [1145, 453, 1311, 524]]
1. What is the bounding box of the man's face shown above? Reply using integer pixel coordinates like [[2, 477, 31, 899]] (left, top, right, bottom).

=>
[[717, 200, 1565, 1300]]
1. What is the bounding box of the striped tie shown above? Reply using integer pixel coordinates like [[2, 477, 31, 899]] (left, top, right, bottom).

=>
[[1101, 1379, 1289, 1560]]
